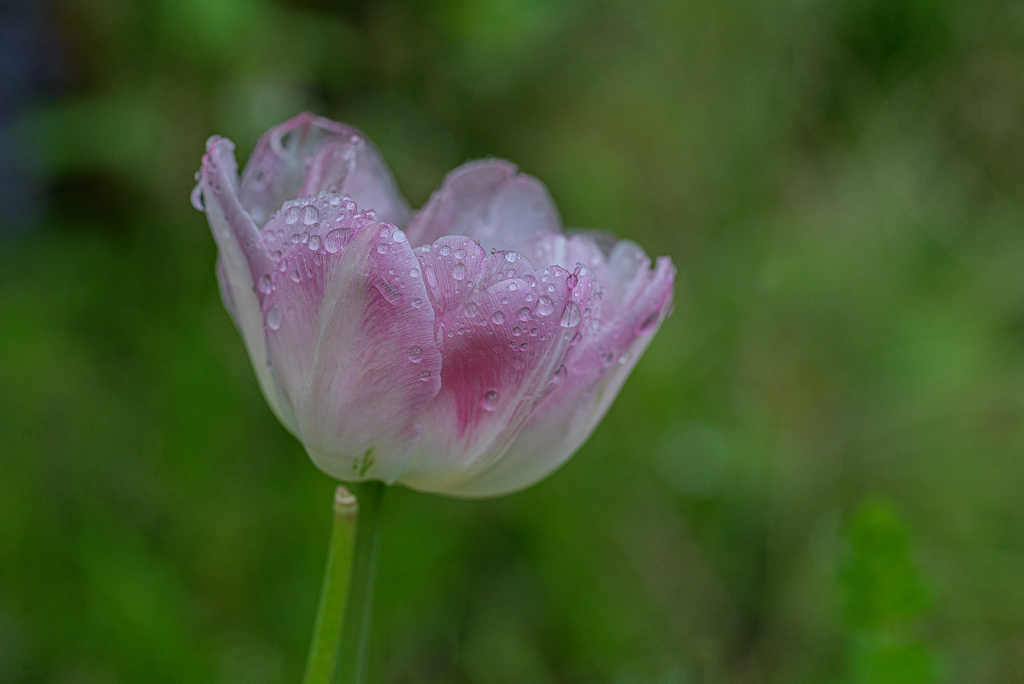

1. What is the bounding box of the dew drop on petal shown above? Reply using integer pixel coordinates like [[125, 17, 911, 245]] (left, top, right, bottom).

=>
[[439, 245, 451, 256], [411, 298, 423, 309], [454, 247, 466, 259], [285, 206, 300, 224], [302, 205, 320, 225], [425, 266, 438, 289], [637, 310, 660, 334], [505, 251, 518, 262], [513, 326, 521, 336], [410, 268, 419, 278], [571, 332, 582, 345], [536, 296, 554, 316], [324, 229, 344, 253], [379, 226, 392, 238], [481, 390, 499, 411], [560, 301, 581, 327], [509, 282, 518, 291], [190, 183, 205, 211], [308, 235, 321, 251], [408, 346, 423, 363], [491, 311, 504, 325], [378, 280, 403, 305], [290, 270, 301, 283], [547, 283, 556, 293], [328, 193, 342, 206], [566, 273, 578, 289], [452, 263, 467, 280], [518, 306, 531, 321], [392, 229, 406, 243], [551, 365, 567, 385], [464, 302, 479, 318], [377, 243, 389, 254], [419, 370, 431, 381], [267, 306, 282, 330], [260, 274, 272, 293]]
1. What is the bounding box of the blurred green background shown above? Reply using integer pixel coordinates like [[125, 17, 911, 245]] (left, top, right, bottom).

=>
[[2, 0, 1024, 681]]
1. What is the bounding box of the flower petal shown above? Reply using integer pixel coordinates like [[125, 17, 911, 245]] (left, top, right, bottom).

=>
[[237, 112, 410, 229], [445, 251, 675, 497], [398, 237, 597, 492], [200, 137, 295, 433], [405, 159, 561, 253], [258, 192, 442, 483]]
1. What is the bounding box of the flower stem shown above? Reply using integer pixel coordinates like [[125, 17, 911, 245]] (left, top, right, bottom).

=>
[[333, 480, 386, 684], [303, 486, 359, 684]]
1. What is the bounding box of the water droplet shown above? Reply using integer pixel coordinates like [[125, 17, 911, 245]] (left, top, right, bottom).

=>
[[518, 307, 531, 321], [637, 310, 660, 334], [521, 342, 529, 350], [491, 311, 505, 325], [419, 370, 431, 381], [328, 194, 342, 206], [547, 283, 556, 293], [267, 306, 282, 330], [481, 390, 499, 411], [439, 245, 452, 256], [408, 346, 424, 363], [190, 183, 205, 211], [411, 298, 423, 309], [566, 273, 578, 289], [513, 326, 521, 336], [571, 332, 582, 345], [464, 302, 479, 318], [285, 206, 301, 224], [324, 229, 344, 253], [425, 266, 438, 289], [410, 268, 419, 278], [551, 365, 567, 385], [290, 269, 301, 283], [509, 282, 518, 291], [377, 243, 389, 254], [392, 229, 406, 243], [302, 205, 320, 225], [292, 234, 301, 244], [530, 328, 538, 336], [536, 296, 554, 316], [379, 226, 391, 238], [505, 251, 518, 262], [308, 235, 321, 251], [560, 301, 581, 327], [378, 280, 403, 305], [454, 247, 466, 259], [260, 274, 272, 293], [314, 253, 323, 266], [525, 275, 537, 288], [452, 263, 466, 280]]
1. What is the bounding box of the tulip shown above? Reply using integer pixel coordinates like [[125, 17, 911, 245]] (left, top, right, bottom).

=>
[[195, 113, 674, 498]]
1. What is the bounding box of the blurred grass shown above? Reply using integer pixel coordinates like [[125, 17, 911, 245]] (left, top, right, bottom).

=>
[[2, 0, 1024, 682]]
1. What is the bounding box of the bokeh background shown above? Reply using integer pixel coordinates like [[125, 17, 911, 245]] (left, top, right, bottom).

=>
[[2, 0, 1024, 681]]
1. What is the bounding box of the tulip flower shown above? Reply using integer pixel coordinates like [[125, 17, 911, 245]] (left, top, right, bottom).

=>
[[194, 113, 674, 498]]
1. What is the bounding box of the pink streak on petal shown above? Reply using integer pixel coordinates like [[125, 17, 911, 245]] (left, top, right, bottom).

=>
[[405, 159, 561, 252], [259, 192, 441, 484], [398, 245, 597, 493], [447, 252, 675, 497]]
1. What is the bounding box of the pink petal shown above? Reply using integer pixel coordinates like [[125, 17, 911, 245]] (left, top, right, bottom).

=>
[[200, 137, 295, 432], [405, 159, 561, 253], [398, 237, 597, 492], [443, 249, 675, 498], [258, 192, 442, 483], [237, 112, 411, 230]]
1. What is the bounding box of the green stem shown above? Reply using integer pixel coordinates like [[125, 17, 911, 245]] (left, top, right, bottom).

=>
[[303, 486, 359, 684], [333, 480, 386, 684]]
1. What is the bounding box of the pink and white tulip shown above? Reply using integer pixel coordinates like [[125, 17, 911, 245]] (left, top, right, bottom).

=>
[[195, 113, 674, 497]]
